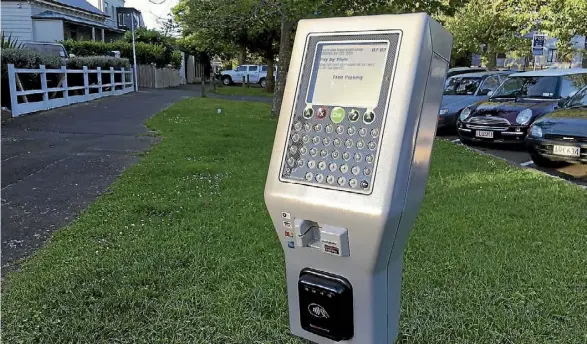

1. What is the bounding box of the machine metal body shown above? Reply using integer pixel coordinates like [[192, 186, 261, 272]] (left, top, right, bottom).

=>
[[264, 13, 452, 344]]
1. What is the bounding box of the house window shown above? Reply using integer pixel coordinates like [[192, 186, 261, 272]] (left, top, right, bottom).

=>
[[547, 49, 556, 63], [118, 13, 124, 26], [104, 1, 109, 14], [111, 5, 115, 18]]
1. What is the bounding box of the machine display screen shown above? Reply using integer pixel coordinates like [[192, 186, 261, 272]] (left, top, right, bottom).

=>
[[307, 42, 390, 108]]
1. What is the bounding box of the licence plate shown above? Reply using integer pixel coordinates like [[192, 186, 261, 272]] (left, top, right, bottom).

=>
[[475, 130, 494, 138], [553, 145, 580, 157]]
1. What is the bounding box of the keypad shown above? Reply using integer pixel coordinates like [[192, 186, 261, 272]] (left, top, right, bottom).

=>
[[281, 105, 381, 193]]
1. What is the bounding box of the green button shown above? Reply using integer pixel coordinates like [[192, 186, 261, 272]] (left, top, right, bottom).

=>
[[330, 107, 345, 123]]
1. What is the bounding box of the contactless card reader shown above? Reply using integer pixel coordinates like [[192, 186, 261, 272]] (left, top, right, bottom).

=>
[[265, 13, 452, 344]]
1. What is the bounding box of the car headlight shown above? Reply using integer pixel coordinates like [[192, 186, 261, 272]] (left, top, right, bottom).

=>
[[530, 125, 543, 138], [459, 107, 471, 121], [516, 109, 532, 125], [439, 108, 449, 115]]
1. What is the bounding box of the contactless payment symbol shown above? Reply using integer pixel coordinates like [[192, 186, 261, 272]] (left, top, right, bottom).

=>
[[349, 109, 360, 122], [331, 107, 345, 123], [317, 107, 327, 120]]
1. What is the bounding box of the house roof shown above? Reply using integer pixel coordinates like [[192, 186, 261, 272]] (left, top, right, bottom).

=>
[[49, 0, 105, 16], [510, 68, 587, 77], [32, 10, 124, 32]]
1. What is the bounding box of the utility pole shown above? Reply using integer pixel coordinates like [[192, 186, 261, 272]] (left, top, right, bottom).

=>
[[131, 13, 138, 91]]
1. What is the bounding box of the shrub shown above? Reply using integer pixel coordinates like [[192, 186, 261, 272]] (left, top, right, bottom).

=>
[[1, 32, 24, 49], [62, 39, 177, 68], [1, 48, 62, 73], [67, 56, 130, 70], [171, 50, 182, 69]]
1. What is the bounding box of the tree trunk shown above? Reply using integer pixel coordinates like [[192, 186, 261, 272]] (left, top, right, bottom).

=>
[[266, 57, 275, 93], [271, 16, 294, 118], [484, 49, 497, 70], [238, 45, 246, 65]]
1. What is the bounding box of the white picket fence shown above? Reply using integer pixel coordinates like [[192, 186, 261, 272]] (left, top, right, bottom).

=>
[[7, 64, 135, 117]]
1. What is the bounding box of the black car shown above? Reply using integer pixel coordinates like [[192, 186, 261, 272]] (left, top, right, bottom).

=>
[[457, 69, 587, 145], [526, 85, 587, 167]]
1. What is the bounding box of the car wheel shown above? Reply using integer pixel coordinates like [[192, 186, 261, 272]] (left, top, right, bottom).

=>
[[458, 136, 474, 146], [530, 153, 566, 168], [222, 76, 232, 86], [259, 78, 267, 88]]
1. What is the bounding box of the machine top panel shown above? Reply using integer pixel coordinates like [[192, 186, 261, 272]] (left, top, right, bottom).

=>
[[279, 31, 401, 194]]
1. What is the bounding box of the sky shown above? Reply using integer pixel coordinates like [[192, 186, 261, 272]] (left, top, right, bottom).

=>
[[124, 0, 180, 30]]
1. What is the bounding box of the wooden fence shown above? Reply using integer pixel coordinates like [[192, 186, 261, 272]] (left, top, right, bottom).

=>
[[137, 64, 185, 88], [7, 64, 134, 117]]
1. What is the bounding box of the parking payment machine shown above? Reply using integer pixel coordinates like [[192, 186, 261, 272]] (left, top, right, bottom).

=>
[[264, 13, 452, 343]]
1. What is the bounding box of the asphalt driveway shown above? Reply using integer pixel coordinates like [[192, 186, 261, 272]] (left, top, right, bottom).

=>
[[1, 87, 200, 275]]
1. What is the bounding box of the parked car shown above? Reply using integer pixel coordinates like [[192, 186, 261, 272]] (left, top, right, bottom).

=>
[[446, 66, 488, 78], [22, 41, 70, 60], [220, 64, 277, 87], [456, 68, 587, 145], [526, 85, 587, 166], [438, 71, 513, 131]]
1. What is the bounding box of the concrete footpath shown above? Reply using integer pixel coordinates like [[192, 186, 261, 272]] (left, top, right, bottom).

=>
[[1, 87, 203, 275]]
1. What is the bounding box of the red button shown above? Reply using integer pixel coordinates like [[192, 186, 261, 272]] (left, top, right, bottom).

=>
[[316, 107, 327, 120]]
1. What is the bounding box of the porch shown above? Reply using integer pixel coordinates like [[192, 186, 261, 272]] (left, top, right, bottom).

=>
[[32, 10, 125, 43]]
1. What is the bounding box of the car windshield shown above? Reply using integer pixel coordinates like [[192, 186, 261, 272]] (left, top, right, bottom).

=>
[[444, 77, 482, 95], [24, 43, 66, 57], [491, 76, 558, 99], [566, 86, 587, 107]]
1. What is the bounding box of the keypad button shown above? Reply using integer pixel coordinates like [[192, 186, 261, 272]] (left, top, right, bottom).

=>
[[318, 161, 327, 170], [304, 123, 312, 132], [314, 123, 323, 132], [287, 157, 295, 166], [347, 126, 356, 136], [333, 138, 341, 147], [284, 167, 291, 176], [320, 149, 328, 158], [371, 128, 379, 137], [368, 141, 377, 150], [317, 107, 328, 120], [326, 175, 335, 185], [331, 150, 340, 159], [289, 146, 298, 154], [322, 137, 331, 146], [354, 153, 362, 162], [297, 159, 305, 167], [349, 178, 358, 188], [312, 136, 320, 144], [352, 166, 360, 175], [356, 140, 365, 149], [302, 135, 310, 144], [360, 180, 369, 189], [303, 108, 313, 119], [363, 111, 375, 124], [310, 148, 317, 157], [316, 174, 324, 183], [325, 124, 333, 133], [300, 147, 308, 155], [363, 168, 372, 176], [365, 154, 374, 163], [307, 160, 316, 169], [359, 127, 368, 137], [330, 107, 345, 123], [349, 109, 360, 122], [342, 152, 351, 161], [345, 139, 353, 148], [340, 164, 349, 173], [336, 125, 344, 134], [337, 176, 347, 186], [294, 122, 302, 131], [305, 172, 313, 181], [329, 163, 337, 172], [292, 133, 300, 142]]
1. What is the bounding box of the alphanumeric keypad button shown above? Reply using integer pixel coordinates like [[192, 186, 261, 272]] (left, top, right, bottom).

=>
[[300, 146, 308, 155], [316, 173, 324, 183], [329, 162, 337, 172], [318, 161, 327, 170], [322, 137, 331, 146], [371, 128, 379, 137], [312, 136, 320, 144], [354, 153, 362, 162], [307, 160, 316, 169], [326, 175, 335, 184], [294, 122, 302, 131], [304, 172, 313, 181], [340, 164, 349, 173], [336, 125, 344, 134], [347, 126, 356, 136], [310, 148, 317, 157], [287, 157, 295, 166], [359, 127, 367, 137], [342, 152, 351, 161], [365, 154, 374, 163], [349, 178, 358, 188], [325, 124, 333, 133], [331, 150, 340, 159], [333, 138, 341, 147], [351, 166, 360, 175], [320, 149, 328, 158], [337, 176, 346, 186], [368, 141, 377, 150], [356, 140, 365, 149], [344, 139, 353, 148]]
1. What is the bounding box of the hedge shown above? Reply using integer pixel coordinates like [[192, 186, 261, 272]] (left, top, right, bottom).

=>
[[67, 56, 130, 70], [62, 40, 180, 69]]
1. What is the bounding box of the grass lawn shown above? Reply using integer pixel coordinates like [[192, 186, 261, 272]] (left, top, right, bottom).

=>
[[3, 98, 586, 344], [214, 85, 273, 97]]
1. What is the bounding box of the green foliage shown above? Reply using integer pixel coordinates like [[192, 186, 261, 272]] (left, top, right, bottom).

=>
[[61, 40, 172, 68], [66, 56, 131, 70], [171, 50, 182, 69], [1, 31, 24, 49], [1, 48, 62, 73]]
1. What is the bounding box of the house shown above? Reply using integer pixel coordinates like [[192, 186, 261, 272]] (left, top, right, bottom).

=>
[[0, 0, 144, 43], [85, 0, 144, 32]]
